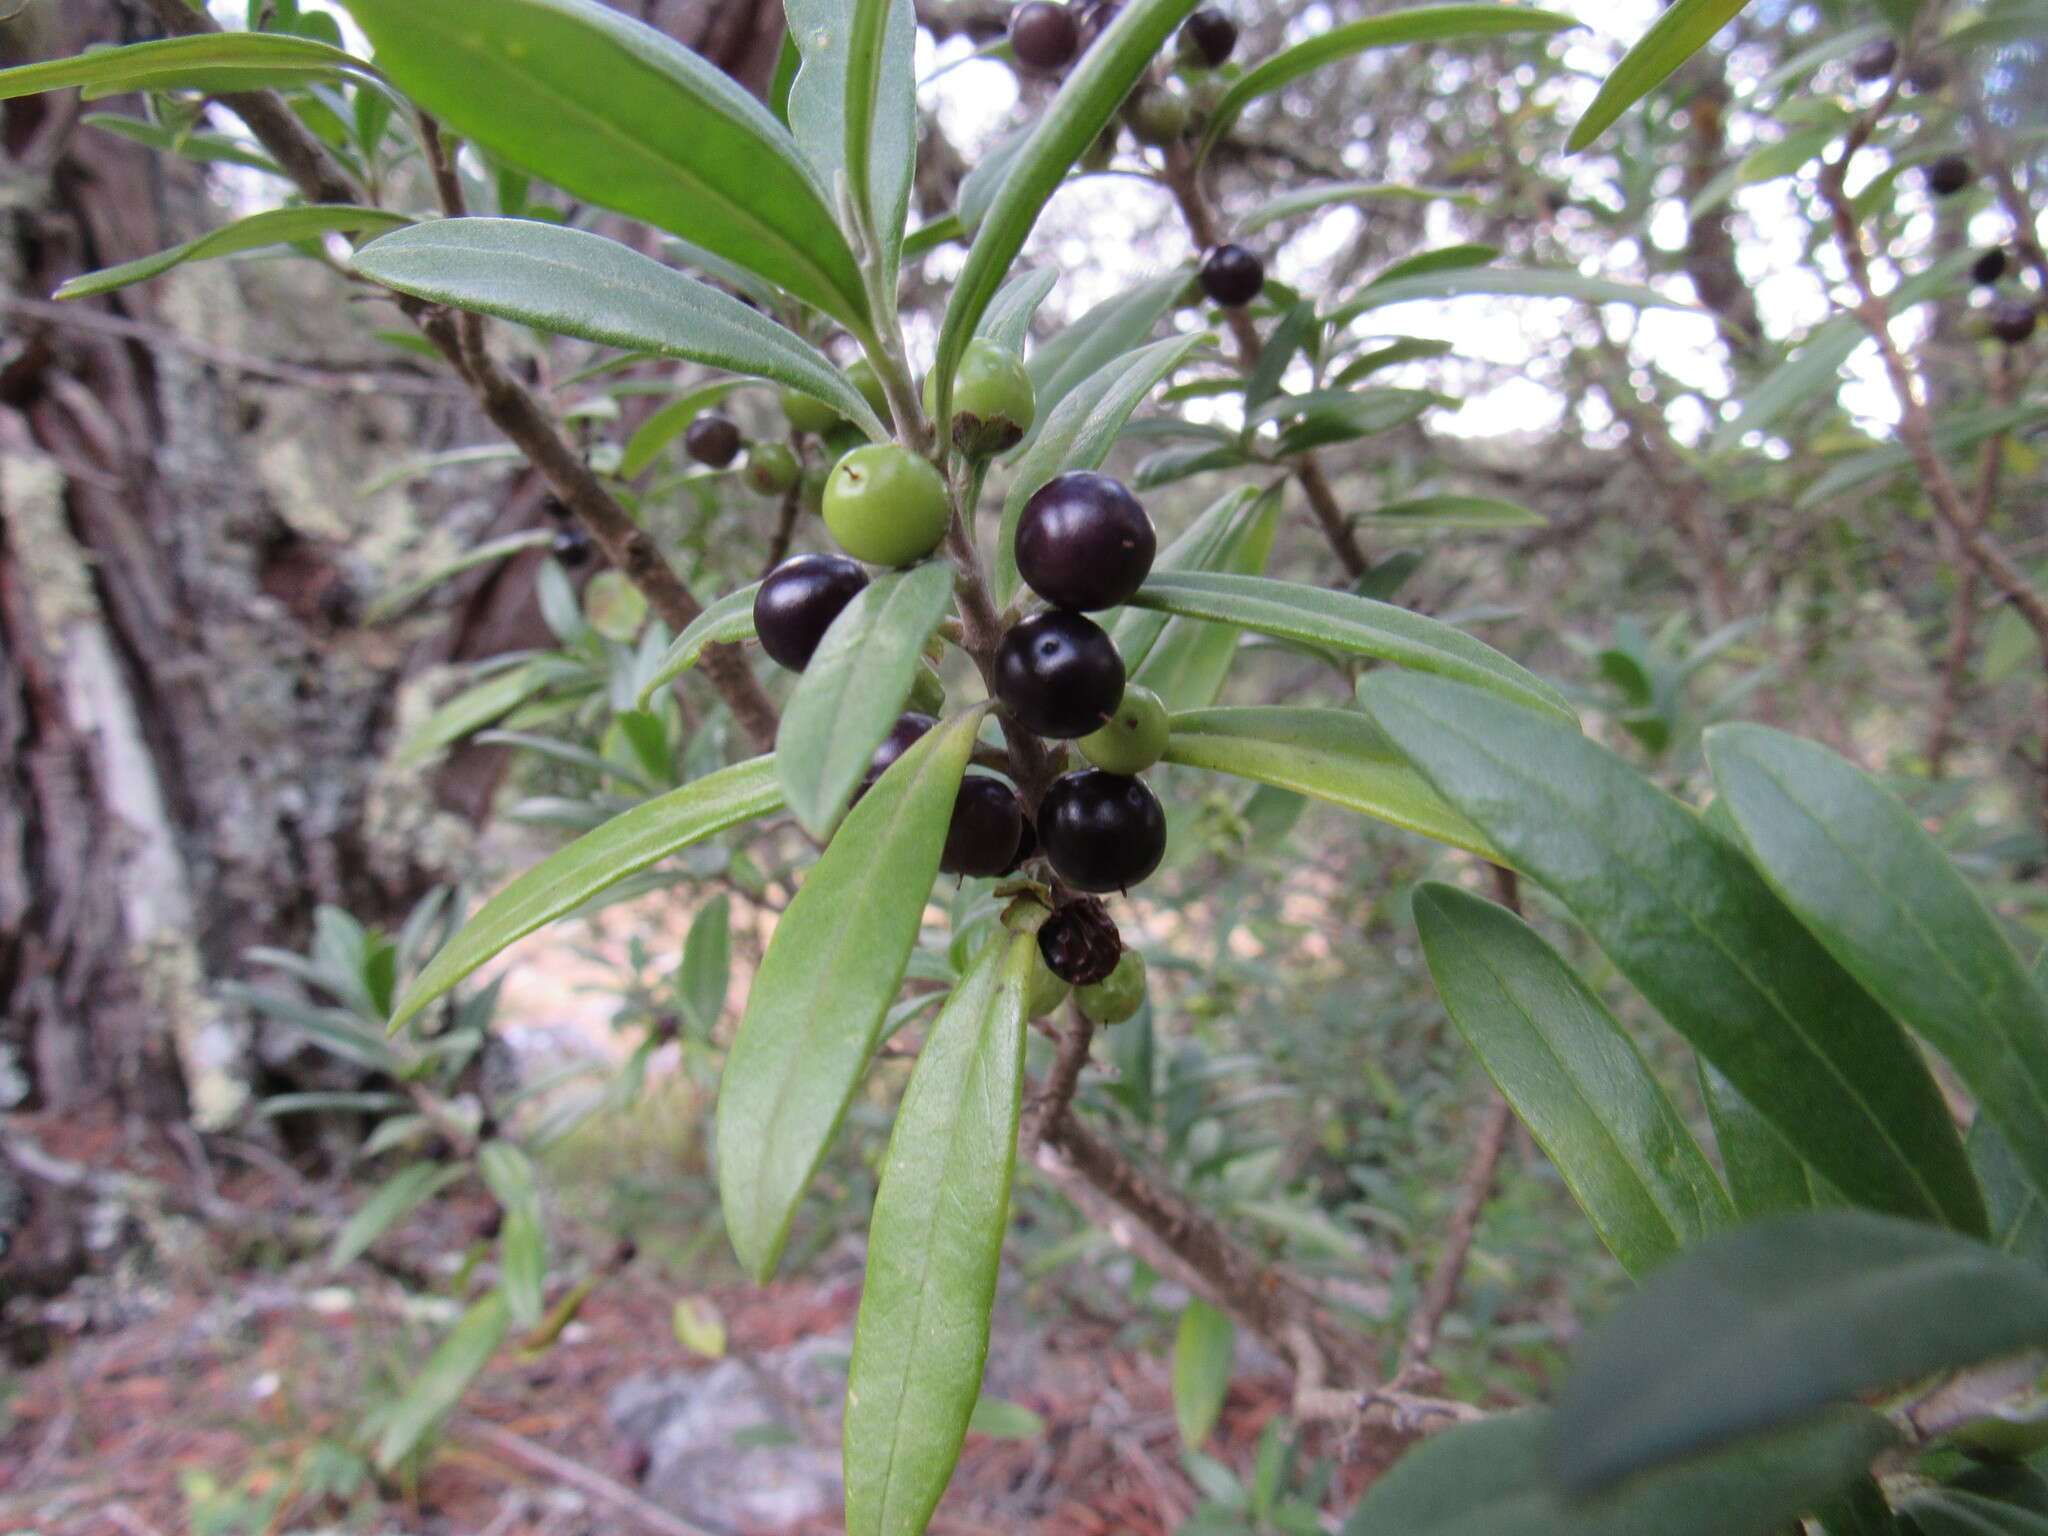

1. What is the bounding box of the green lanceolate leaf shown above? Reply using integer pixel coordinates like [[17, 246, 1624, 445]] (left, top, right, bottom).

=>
[[1238, 181, 1479, 236], [1164, 708, 1495, 858], [395, 663, 552, 768], [374, 1291, 510, 1470], [1023, 272, 1190, 444], [338, 0, 869, 327], [786, 0, 916, 287], [0, 32, 374, 101], [932, 0, 1203, 428], [352, 221, 884, 438], [1414, 884, 1731, 1276], [995, 332, 1208, 604], [1346, 1405, 1894, 1536], [1359, 673, 1984, 1235], [1126, 572, 1574, 723], [778, 562, 956, 840], [1706, 724, 2048, 1213], [390, 757, 781, 1029], [1551, 1211, 2048, 1493], [1330, 267, 1683, 326], [716, 710, 983, 1282], [1358, 496, 1545, 530], [637, 582, 763, 707], [678, 894, 733, 1036], [620, 380, 743, 479], [1570, 0, 1755, 152], [55, 204, 409, 301], [1795, 404, 2047, 509], [1132, 491, 1283, 710], [977, 268, 1060, 354], [1173, 1300, 1235, 1450], [1699, 1061, 1828, 1219], [331, 1163, 469, 1269], [1974, 1116, 2048, 1271], [1110, 486, 1263, 675], [363, 530, 554, 625], [842, 927, 1036, 1536], [1199, 5, 1576, 160], [480, 1142, 547, 1327]]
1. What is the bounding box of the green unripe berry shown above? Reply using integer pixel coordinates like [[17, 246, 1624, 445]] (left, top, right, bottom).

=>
[[908, 663, 948, 716], [922, 338, 1037, 458], [822, 444, 951, 566], [780, 387, 841, 435], [845, 358, 892, 425], [742, 441, 801, 496], [1076, 949, 1145, 1025], [1124, 80, 1192, 147], [1026, 951, 1070, 1018], [1079, 684, 1170, 774]]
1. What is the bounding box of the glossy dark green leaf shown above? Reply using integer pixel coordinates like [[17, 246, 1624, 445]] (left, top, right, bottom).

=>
[[636, 582, 762, 707], [842, 927, 1036, 1536], [1346, 1405, 1894, 1536], [390, 757, 781, 1028], [716, 710, 982, 1282], [1198, 5, 1576, 160], [374, 1292, 510, 1470], [1165, 709, 1495, 858], [1414, 883, 1730, 1275], [55, 204, 407, 300], [932, 0, 1202, 428], [1553, 1212, 2048, 1493], [1173, 1300, 1235, 1449], [1126, 572, 1574, 722], [338, 0, 869, 326], [352, 221, 884, 438], [1569, 0, 1755, 152], [777, 562, 956, 840], [1707, 724, 2048, 1213], [1359, 673, 1984, 1235], [0, 32, 372, 100], [995, 333, 1207, 604], [1698, 1060, 1827, 1218]]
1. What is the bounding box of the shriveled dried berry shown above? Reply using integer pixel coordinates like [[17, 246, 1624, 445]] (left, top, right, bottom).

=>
[[1037, 895, 1123, 986]]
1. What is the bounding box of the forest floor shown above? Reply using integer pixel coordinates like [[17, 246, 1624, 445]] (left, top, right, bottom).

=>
[[0, 1108, 1404, 1536]]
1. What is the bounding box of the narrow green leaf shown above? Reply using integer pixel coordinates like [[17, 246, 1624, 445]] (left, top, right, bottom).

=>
[[843, 928, 1036, 1536], [395, 664, 550, 768], [1022, 272, 1189, 440], [338, 0, 869, 326], [1126, 571, 1575, 723], [976, 268, 1059, 353], [1707, 724, 2048, 1213], [54, 204, 407, 301], [81, 112, 286, 175], [1331, 267, 1683, 326], [932, 0, 1203, 428], [1904, 1488, 2048, 1535], [1796, 404, 2048, 508], [352, 220, 884, 438], [1359, 673, 1985, 1235], [498, 1209, 548, 1329], [1242, 302, 1318, 414], [255, 1090, 411, 1118], [996, 333, 1208, 603], [1109, 485, 1264, 675], [1552, 1211, 2048, 1492], [1173, 1300, 1235, 1450], [364, 530, 553, 625], [1164, 709, 1496, 858], [1366, 242, 1503, 287], [1132, 491, 1282, 710], [678, 894, 733, 1036], [331, 1163, 469, 1269], [1973, 1116, 2048, 1271], [1416, 884, 1730, 1275], [374, 1292, 510, 1471], [1357, 496, 1545, 530], [1200, 6, 1576, 160], [1346, 1406, 1894, 1536], [1238, 181, 1479, 236], [620, 380, 742, 479], [716, 710, 983, 1282], [843, 0, 917, 285], [1698, 1061, 1828, 1219], [1570, 0, 1755, 152], [635, 582, 762, 708], [778, 562, 956, 840], [967, 1398, 1047, 1440], [390, 757, 781, 1029], [0, 32, 373, 101], [1331, 337, 1455, 386]]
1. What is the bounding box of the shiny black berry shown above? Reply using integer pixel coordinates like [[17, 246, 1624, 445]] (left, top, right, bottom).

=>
[[1990, 298, 2039, 346], [1199, 244, 1265, 308], [1037, 896, 1123, 986], [1002, 816, 1038, 875], [1850, 37, 1897, 82], [1973, 248, 2010, 287], [863, 711, 937, 793], [941, 776, 1026, 878], [551, 527, 592, 568], [1926, 154, 1973, 197], [753, 554, 869, 672], [1181, 7, 1238, 66], [1039, 769, 1166, 893], [1015, 472, 1156, 612], [994, 612, 1126, 740], [685, 412, 743, 467], [1009, 0, 1078, 71]]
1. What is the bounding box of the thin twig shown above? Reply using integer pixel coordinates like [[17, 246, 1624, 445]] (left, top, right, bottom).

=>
[[455, 1416, 735, 1536], [1024, 1000, 1097, 1152], [1393, 1095, 1514, 1386]]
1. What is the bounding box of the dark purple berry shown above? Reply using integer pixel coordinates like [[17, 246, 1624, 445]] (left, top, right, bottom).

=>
[[1905, 58, 1949, 93], [1182, 7, 1237, 66], [551, 528, 592, 568], [1039, 770, 1166, 893], [861, 711, 937, 796], [1926, 154, 1973, 198], [685, 412, 743, 468], [1037, 896, 1123, 986], [1199, 244, 1265, 308], [1015, 471, 1156, 612], [1076, 0, 1119, 51], [541, 494, 572, 521], [752, 554, 869, 672], [994, 612, 1126, 740], [1973, 248, 2010, 287], [1850, 37, 1897, 82], [1990, 298, 2039, 346], [941, 776, 1026, 878], [1002, 816, 1038, 875], [1009, 1, 1078, 71]]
